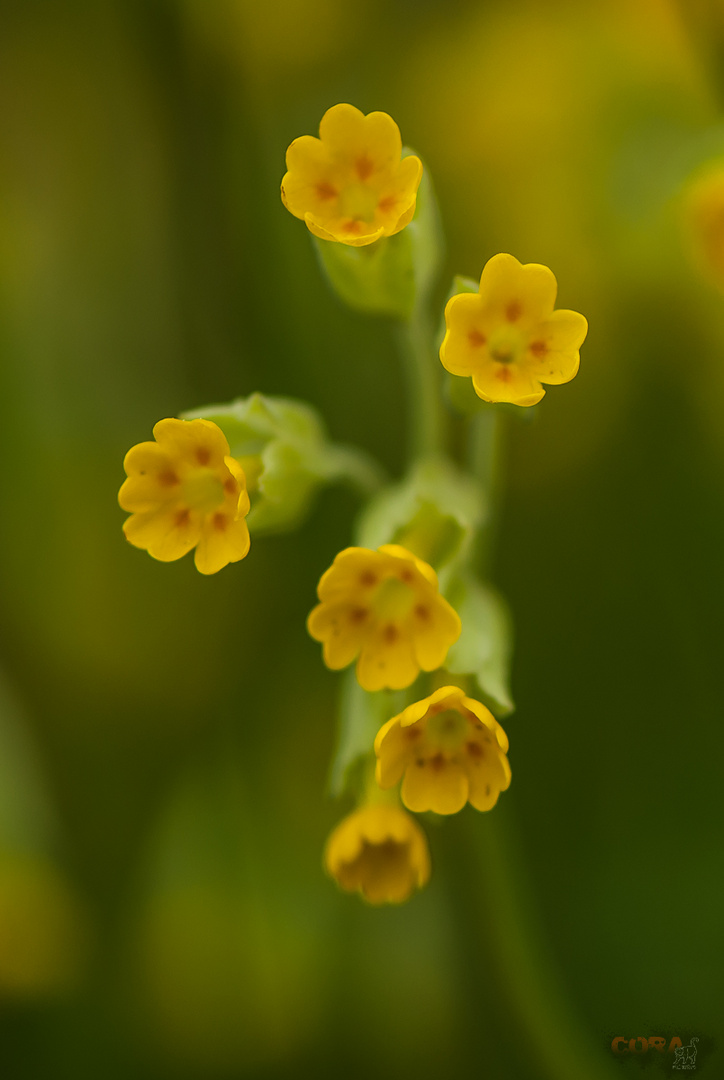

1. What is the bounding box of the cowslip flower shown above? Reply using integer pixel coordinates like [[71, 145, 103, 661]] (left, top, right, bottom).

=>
[[324, 802, 430, 904], [119, 418, 250, 575], [375, 685, 511, 815], [281, 103, 422, 247], [440, 253, 588, 407], [307, 544, 461, 692]]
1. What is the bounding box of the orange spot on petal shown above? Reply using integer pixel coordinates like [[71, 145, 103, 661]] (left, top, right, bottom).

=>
[[355, 156, 374, 180], [359, 570, 378, 587], [349, 607, 368, 624], [196, 448, 210, 465], [399, 569, 415, 584], [466, 741, 484, 759], [383, 624, 399, 643], [159, 469, 179, 486], [506, 300, 522, 322], [316, 180, 337, 201], [175, 509, 190, 527], [213, 513, 228, 531], [414, 604, 430, 621], [496, 367, 513, 383], [378, 195, 396, 213], [224, 477, 237, 495], [468, 330, 486, 348], [530, 340, 548, 358]]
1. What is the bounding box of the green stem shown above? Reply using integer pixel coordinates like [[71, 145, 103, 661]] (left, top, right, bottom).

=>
[[395, 306, 446, 462], [467, 407, 503, 572]]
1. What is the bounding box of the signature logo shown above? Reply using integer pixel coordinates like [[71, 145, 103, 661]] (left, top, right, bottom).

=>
[[672, 1037, 699, 1071], [610, 1035, 698, 1068]]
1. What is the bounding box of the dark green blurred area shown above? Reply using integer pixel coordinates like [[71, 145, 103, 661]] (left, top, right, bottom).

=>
[[1, 0, 723, 1077]]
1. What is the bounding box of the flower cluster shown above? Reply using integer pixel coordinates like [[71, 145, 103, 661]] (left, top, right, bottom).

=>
[[119, 102, 588, 907]]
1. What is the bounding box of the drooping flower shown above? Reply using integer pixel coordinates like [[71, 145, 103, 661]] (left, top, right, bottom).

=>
[[281, 103, 423, 247], [324, 802, 430, 904], [119, 418, 250, 575], [440, 253, 588, 407], [307, 544, 461, 692], [375, 685, 511, 815]]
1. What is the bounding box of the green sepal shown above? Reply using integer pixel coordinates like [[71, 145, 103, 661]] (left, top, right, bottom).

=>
[[355, 457, 485, 573], [445, 575, 514, 716], [328, 670, 405, 798], [183, 393, 381, 533], [313, 152, 443, 321]]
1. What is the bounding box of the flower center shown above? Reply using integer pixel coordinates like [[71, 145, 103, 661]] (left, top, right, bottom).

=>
[[488, 326, 525, 364], [338, 182, 378, 223], [425, 709, 468, 752], [373, 576, 416, 622], [181, 467, 225, 515]]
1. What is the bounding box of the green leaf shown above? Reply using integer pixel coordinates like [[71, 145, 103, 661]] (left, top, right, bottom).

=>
[[355, 457, 486, 572], [313, 152, 443, 321], [328, 670, 396, 798], [182, 393, 382, 533], [445, 576, 515, 716]]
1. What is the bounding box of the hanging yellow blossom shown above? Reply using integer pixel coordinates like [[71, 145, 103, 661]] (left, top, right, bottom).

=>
[[375, 685, 511, 815], [281, 103, 423, 247], [307, 544, 461, 692], [119, 418, 250, 575], [324, 802, 430, 904], [440, 253, 588, 407]]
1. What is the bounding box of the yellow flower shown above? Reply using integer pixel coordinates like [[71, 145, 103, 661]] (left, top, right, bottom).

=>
[[682, 162, 724, 291], [281, 103, 423, 247], [375, 685, 511, 815], [440, 253, 588, 407], [324, 802, 430, 904], [119, 418, 251, 575], [307, 544, 461, 692]]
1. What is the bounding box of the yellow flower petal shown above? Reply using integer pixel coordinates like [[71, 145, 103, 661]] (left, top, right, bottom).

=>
[[401, 759, 469, 815], [374, 718, 415, 789], [357, 628, 419, 692], [123, 505, 201, 562], [478, 253, 557, 327], [152, 417, 230, 465], [471, 365, 546, 407], [194, 514, 250, 575]]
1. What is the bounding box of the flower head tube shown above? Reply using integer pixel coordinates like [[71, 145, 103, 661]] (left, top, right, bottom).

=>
[[440, 253, 588, 407], [119, 418, 250, 575], [281, 103, 423, 247], [376, 686, 511, 815], [324, 803, 430, 904], [307, 545, 461, 692]]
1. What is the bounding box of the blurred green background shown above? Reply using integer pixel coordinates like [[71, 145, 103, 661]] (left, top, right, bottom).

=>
[[1, 0, 723, 1076]]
